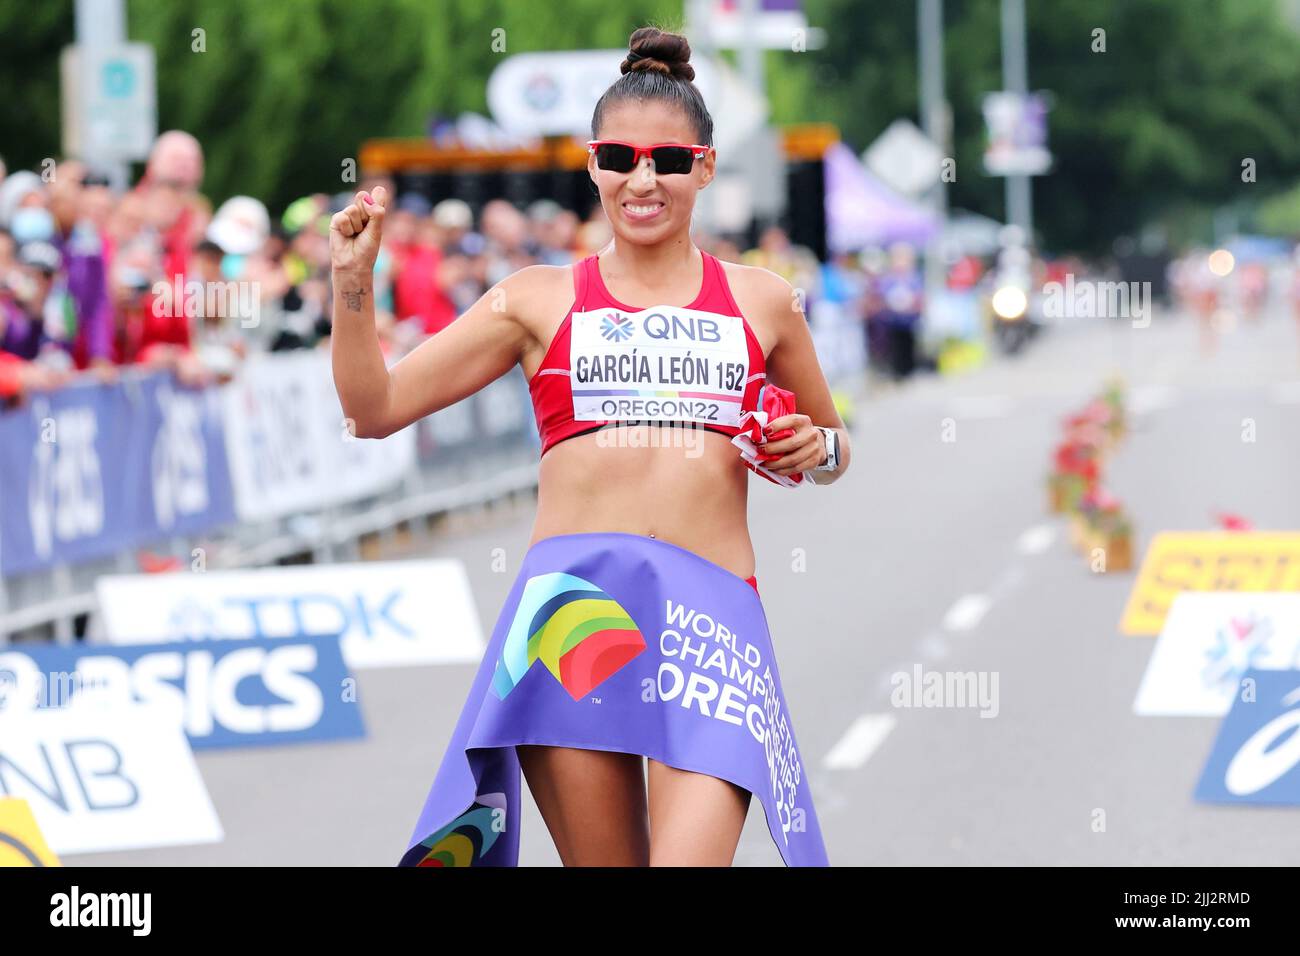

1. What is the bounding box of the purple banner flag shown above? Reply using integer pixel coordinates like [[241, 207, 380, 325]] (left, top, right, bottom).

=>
[[400, 531, 829, 866]]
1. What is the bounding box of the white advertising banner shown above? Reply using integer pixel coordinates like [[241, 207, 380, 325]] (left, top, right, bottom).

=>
[[221, 351, 416, 521], [1133, 593, 1300, 717], [0, 704, 222, 855], [94, 559, 485, 670]]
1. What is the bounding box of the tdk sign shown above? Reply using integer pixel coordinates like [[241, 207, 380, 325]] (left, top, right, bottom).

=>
[[0, 635, 364, 749], [94, 562, 487, 670]]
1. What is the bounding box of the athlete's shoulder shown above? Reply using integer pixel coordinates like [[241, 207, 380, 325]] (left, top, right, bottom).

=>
[[499, 262, 574, 294], [496, 262, 579, 319]]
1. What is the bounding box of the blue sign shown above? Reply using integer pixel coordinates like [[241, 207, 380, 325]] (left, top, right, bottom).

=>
[[1195, 668, 1300, 805], [102, 59, 136, 97], [0, 373, 236, 575], [0, 634, 365, 749]]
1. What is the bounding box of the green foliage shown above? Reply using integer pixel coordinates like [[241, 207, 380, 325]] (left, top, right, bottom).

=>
[[0, 0, 74, 173], [2, 0, 680, 211], [4, 0, 1300, 252], [127, 0, 682, 211], [1256, 181, 1300, 235], [772, 0, 1300, 253]]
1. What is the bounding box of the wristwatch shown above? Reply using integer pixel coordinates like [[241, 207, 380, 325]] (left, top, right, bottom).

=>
[[813, 426, 839, 472]]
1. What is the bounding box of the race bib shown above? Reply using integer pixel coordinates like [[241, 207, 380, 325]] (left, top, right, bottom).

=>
[[569, 306, 750, 426]]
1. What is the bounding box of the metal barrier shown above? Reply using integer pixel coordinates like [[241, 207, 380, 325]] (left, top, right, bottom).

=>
[[2, 295, 874, 644], [0, 355, 540, 642]]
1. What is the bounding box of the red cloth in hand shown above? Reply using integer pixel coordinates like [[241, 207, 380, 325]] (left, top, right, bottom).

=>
[[730, 383, 810, 488]]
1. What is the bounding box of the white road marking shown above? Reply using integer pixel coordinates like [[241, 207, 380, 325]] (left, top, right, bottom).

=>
[[823, 713, 897, 770], [1016, 523, 1056, 555], [942, 593, 992, 632]]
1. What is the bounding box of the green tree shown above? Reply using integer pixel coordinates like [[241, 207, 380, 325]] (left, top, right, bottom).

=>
[[770, 0, 1300, 253], [2, 0, 681, 212], [6, 0, 1299, 252]]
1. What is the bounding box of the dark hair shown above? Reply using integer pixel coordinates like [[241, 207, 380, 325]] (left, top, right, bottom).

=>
[[591, 27, 714, 147]]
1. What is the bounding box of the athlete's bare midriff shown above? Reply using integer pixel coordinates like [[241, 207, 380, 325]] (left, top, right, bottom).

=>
[[518, 260, 770, 581]]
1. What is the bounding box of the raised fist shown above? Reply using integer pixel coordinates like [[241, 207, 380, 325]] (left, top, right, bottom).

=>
[[329, 185, 388, 272]]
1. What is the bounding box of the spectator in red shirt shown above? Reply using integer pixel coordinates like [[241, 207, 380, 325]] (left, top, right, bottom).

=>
[[389, 194, 456, 335], [138, 130, 205, 286]]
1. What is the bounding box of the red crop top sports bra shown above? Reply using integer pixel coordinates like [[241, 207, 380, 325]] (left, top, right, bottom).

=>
[[528, 250, 768, 457]]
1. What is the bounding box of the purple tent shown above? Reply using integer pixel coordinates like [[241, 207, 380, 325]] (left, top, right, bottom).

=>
[[823, 141, 941, 254]]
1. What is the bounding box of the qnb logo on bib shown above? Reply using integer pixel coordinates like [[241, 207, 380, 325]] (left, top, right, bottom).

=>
[[571, 306, 750, 426]]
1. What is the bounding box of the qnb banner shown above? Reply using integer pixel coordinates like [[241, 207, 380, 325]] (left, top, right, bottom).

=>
[[0, 703, 223, 855], [95, 559, 485, 670], [220, 351, 416, 521], [0, 375, 236, 577], [0, 634, 363, 749]]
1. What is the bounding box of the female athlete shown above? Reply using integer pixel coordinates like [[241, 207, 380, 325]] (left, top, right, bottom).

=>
[[331, 26, 849, 867]]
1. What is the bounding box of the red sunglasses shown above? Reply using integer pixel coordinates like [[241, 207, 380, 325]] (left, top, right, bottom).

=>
[[587, 140, 712, 175]]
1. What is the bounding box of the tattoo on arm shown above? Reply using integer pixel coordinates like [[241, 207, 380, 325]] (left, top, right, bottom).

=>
[[343, 287, 367, 313]]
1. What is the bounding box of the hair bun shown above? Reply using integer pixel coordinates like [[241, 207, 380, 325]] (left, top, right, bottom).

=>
[[621, 26, 694, 82]]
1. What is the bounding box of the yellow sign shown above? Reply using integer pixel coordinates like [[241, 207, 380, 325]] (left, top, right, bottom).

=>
[[0, 797, 60, 866], [1121, 532, 1300, 635]]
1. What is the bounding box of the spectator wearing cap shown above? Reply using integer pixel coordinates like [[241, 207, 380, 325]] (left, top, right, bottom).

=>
[[0, 171, 47, 232], [206, 195, 270, 277], [431, 199, 489, 325], [433, 199, 478, 256], [271, 210, 333, 351]]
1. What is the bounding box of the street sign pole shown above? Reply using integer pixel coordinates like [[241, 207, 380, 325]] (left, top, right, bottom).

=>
[[1000, 0, 1033, 241], [918, 0, 948, 328], [75, 0, 129, 191]]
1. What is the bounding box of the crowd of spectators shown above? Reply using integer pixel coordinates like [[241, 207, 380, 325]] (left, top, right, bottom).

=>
[[0, 130, 636, 405], [0, 128, 880, 408]]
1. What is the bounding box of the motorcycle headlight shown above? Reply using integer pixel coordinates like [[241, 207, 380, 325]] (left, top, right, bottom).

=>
[[992, 286, 1028, 320]]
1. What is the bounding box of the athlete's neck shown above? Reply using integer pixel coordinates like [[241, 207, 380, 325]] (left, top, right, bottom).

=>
[[600, 236, 701, 297]]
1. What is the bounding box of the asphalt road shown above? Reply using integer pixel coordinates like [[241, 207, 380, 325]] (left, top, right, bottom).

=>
[[66, 305, 1300, 866]]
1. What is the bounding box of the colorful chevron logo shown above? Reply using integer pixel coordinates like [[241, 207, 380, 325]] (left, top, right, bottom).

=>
[[491, 572, 646, 701], [403, 792, 507, 867], [600, 313, 635, 342]]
